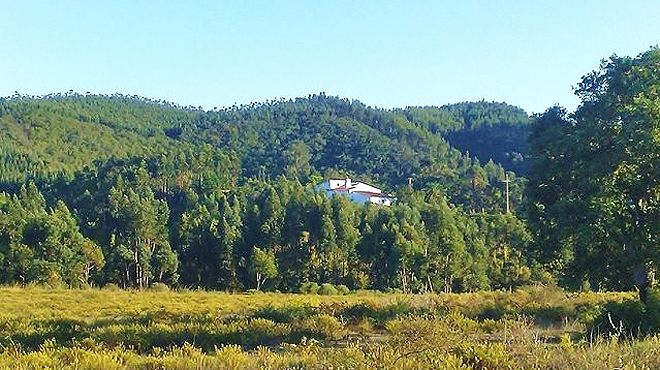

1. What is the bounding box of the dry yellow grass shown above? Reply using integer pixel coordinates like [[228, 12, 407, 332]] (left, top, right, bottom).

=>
[[1, 286, 656, 370]]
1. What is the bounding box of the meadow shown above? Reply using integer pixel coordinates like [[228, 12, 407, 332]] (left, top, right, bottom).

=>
[[0, 286, 659, 369]]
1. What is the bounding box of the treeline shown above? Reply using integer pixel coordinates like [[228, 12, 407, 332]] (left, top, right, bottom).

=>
[[0, 152, 541, 292]]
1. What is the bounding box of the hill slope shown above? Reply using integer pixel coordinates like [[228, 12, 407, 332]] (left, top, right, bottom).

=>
[[404, 101, 531, 174], [0, 92, 538, 292], [0, 93, 529, 210]]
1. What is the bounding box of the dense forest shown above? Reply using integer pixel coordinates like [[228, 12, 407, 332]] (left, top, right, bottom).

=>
[[0, 92, 534, 292], [0, 48, 657, 301], [404, 101, 531, 174]]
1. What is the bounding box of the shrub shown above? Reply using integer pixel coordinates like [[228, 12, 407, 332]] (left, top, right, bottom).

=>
[[586, 292, 660, 339], [318, 283, 338, 295], [295, 314, 346, 341], [335, 285, 350, 295], [341, 300, 416, 326], [646, 288, 660, 328], [253, 304, 316, 323], [454, 343, 512, 370], [299, 282, 320, 294], [149, 283, 170, 292], [102, 283, 122, 291], [243, 318, 286, 345]]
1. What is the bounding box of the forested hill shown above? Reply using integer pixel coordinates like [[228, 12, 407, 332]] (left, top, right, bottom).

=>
[[405, 101, 532, 174], [0, 94, 195, 185], [0, 93, 528, 211], [0, 92, 539, 292]]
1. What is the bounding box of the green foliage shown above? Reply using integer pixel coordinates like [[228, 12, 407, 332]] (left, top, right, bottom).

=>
[[0, 171, 540, 293], [318, 283, 339, 295], [526, 47, 660, 298], [1, 93, 522, 211], [336, 284, 350, 295], [588, 289, 660, 338], [422, 101, 532, 174], [248, 247, 278, 291], [149, 282, 170, 292], [0, 183, 104, 287], [299, 282, 320, 294]]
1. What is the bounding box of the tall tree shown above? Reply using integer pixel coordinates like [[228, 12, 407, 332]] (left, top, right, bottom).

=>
[[527, 48, 660, 301], [249, 246, 278, 291]]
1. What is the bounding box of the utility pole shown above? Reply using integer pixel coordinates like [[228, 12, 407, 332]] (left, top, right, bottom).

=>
[[503, 173, 511, 214]]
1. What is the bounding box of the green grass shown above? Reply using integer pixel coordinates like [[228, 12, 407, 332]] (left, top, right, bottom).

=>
[[0, 286, 657, 369]]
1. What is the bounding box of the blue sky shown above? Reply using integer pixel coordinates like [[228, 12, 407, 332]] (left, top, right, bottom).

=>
[[1, 1, 658, 114]]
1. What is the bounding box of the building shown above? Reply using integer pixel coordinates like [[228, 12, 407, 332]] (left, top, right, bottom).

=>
[[316, 178, 394, 206]]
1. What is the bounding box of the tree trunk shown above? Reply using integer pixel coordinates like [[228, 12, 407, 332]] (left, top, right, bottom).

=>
[[633, 262, 656, 304], [256, 272, 262, 291]]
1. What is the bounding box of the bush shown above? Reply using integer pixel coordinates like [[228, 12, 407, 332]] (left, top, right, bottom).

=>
[[295, 314, 346, 341], [299, 282, 320, 294], [647, 288, 660, 327], [102, 283, 122, 291], [454, 343, 512, 370], [149, 283, 170, 292], [318, 283, 338, 295], [341, 300, 416, 326], [587, 290, 660, 339], [253, 304, 316, 323], [336, 285, 350, 295]]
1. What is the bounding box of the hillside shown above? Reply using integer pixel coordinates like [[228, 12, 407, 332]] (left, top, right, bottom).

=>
[[0, 92, 538, 292], [0, 93, 529, 210], [404, 101, 532, 174], [0, 94, 194, 187]]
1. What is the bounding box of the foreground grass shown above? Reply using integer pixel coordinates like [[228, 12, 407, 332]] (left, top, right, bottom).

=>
[[1, 286, 657, 369]]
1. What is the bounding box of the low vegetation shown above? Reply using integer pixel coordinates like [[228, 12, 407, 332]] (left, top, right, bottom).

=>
[[1, 286, 659, 369]]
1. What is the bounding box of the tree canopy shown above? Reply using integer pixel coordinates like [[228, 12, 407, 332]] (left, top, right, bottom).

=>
[[526, 48, 660, 301]]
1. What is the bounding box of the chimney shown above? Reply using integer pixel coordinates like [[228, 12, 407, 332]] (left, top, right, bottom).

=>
[[345, 177, 351, 189]]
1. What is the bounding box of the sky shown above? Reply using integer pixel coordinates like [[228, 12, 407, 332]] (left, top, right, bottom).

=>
[[1, 1, 658, 114]]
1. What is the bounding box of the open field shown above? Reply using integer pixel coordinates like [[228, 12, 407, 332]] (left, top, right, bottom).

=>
[[0, 286, 658, 369]]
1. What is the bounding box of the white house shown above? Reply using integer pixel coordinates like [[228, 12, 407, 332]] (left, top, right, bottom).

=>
[[316, 178, 394, 206]]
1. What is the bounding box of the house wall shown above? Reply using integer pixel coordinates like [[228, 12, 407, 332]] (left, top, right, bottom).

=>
[[328, 179, 346, 189], [369, 196, 392, 206]]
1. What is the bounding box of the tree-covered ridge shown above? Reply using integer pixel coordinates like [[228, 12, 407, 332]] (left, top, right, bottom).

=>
[[441, 101, 530, 129], [0, 92, 536, 292], [0, 93, 197, 188], [402, 101, 532, 174], [0, 93, 523, 213]]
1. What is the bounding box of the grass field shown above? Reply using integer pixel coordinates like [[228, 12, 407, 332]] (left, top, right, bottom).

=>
[[0, 286, 658, 369]]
